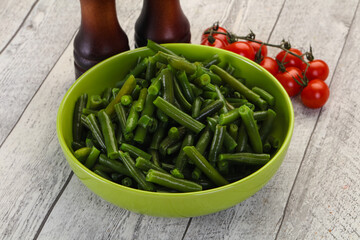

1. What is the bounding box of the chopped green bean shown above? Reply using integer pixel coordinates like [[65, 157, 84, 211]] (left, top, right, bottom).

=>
[[120, 143, 152, 161], [153, 96, 205, 134], [146, 169, 202, 192], [183, 146, 229, 186], [98, 110, 119, 159]]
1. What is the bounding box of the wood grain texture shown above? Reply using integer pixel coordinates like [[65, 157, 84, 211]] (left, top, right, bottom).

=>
[[0, 0, 80, 145], [0, 0, 38, 51], [276, 3, 360, 239], [183, 0, 359, 239], [1, 0, 360, 239], [0, 43, 74, 239]]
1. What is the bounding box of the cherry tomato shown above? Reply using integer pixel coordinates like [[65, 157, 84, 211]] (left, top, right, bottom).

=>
[[202, 26, 229, 45], [275, 67, 303, 97], [225, 41, 256, 61], [301, 79, 329, 108], [260, 57, 279, 76], [201, 38, 227, 48], [247, 40, 268, 58], [301, 59, 329, 81], [276, 48, 303, 69]]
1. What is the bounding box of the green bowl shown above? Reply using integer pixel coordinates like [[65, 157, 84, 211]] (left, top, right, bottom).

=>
[[57, 44, 294, 217]]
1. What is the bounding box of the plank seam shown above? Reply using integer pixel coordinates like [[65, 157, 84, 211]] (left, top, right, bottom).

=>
[[0, 0, 40, 54], [267, 0, 287, 43], [181, 218, 192, 240], [0, 29, 77, 148], [32, 172, 74, 240], [274, 1, 360, 238]]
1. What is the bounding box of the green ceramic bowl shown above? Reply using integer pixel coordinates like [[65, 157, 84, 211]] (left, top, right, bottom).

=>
[[57, 44, 294, 217]]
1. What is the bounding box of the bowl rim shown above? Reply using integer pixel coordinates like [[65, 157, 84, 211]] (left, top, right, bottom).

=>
[[57, 43, 294, 197]]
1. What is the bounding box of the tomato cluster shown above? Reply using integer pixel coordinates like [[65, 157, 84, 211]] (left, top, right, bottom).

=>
[[201, 25, 330, 109]]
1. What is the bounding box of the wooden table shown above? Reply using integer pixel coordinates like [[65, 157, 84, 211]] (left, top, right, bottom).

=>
[[1, 0, 359, 239]]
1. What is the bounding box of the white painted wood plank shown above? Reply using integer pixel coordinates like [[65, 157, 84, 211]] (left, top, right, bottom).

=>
[[37, 177, 189, 240], [0, 43, 74, 239], [184, 0, 359, 239], [0, 0, 80, 145], [276, 4, 360, 239], [0, 0, 37, 51]]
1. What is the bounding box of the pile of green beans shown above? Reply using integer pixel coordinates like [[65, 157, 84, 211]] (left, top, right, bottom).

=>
[[71, 40, 281, 193]]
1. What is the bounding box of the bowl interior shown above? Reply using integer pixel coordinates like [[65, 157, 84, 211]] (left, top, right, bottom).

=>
[[57, 44, 294, 217]]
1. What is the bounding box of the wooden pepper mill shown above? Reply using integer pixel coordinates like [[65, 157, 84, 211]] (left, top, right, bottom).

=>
[[134, 0, 191, 48], [73, 0, 130, 79]]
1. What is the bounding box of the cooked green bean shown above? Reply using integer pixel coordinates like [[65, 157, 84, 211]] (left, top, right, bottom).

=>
[[105, 75, 136, 116], [252, 87, 275, 107], [85, 114, 106, 151], [135, 88, 147, 112], [137, 115, 153, 128], [73, 93, 88, 142], [268, 135, 280, 149], [120, 95, 133, 106], [159, 128, 187, 156], [207, 117, 238, 152], [149, 149, 161, 167], [147, 39, 179, 56], [146, 169, 202, 192], [74, 147, 92, 163], [82, 108, 98, 116], [208, 125, 226, 166], [89, 94, 106, 110], [120, 143, 152, 161], [98, 154, 131, 176], [210, 65, 268, 110], [218, 108, 241, 125], [125, 102, 139, 134], [119, 151, 155, 191], [93, 163, 115, 173], [196, 100, 224, 121], [84, 146, 100, 169], [153, 96, 205, 134], [98, 110, 119, 159], [161, 68, 175, 104], [191, 97, 202, 118], [148, 74, 162, 96], [259, 109, 277, 142], [121, 177, 133, 187], [158, 51, 197, 74], [168, 127, 180, 140], [131, 84, 141, 100], [228, 123, 238, 140], [214, 85, 228, 114], [219, 153, 271, 165], [236, 123, 248, 152], [238, 105, 263, 153], [94, 170, 112, 180], [183, 146, 229, 186], [176, 70, 195, 103], [194, 73, 211, 87], [130, 57, 149, 77], [202, 91, 217, 100], [150, 121, 168, 150], [146, 56, 157, 81], [171, 133, 195, 178], [190, 83, 203, 97], [166, 142, 182, 155], [173, 77, 192, 111], [253, 110, 268, 121], [135, 157, 167, 173]]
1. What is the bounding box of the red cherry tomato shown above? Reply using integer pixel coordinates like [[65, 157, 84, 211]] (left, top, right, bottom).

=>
[[275, 67, 303, 97], [225, 41, 256, 61], [301, 79, 329, 108], [260, 57, 279, 76], [276, 48, 303, 69], [247, 40, 268, 58], [201, 26, 229, 45], [201, 38, 227, 48], [301, 59, 329, 81]]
